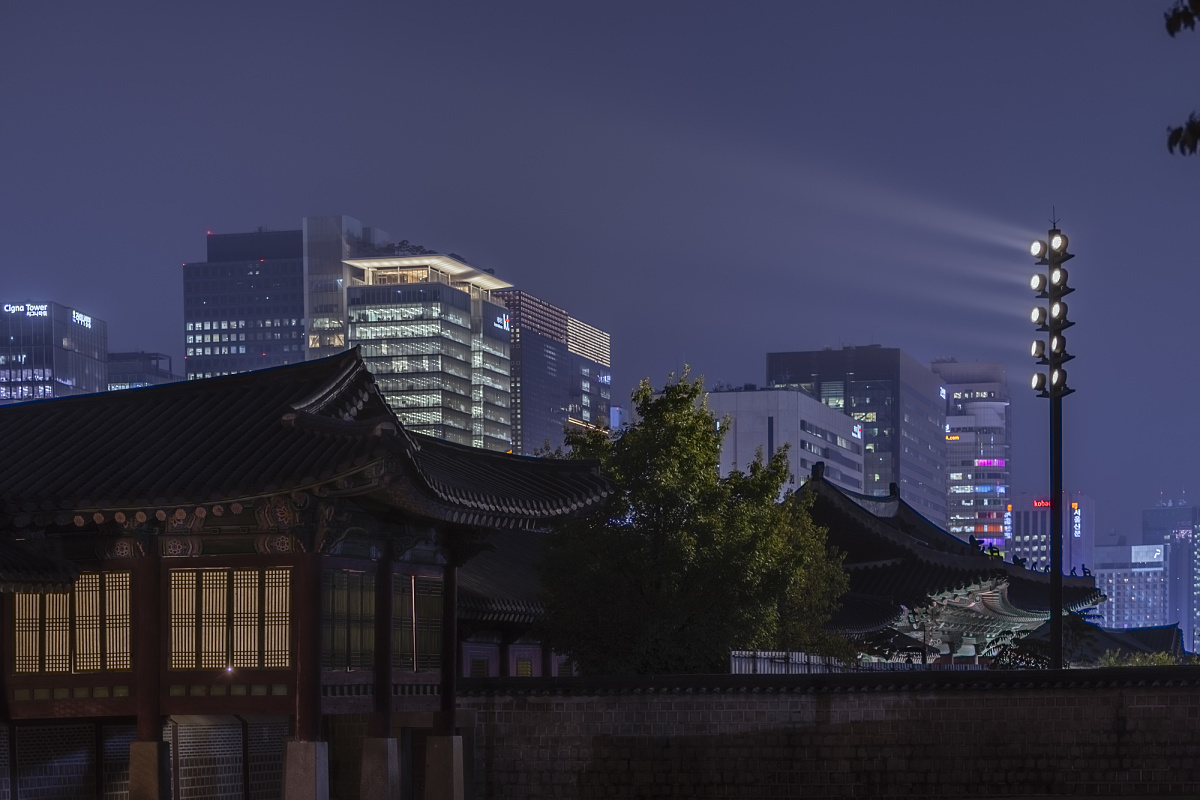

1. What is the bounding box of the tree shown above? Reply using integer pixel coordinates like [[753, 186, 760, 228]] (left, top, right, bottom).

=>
[[1165, 0, 1200, 155], [534, 369, 852, 675]]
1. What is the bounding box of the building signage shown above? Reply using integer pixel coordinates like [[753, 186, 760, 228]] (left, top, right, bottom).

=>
[[975, 459, 1005, 467], [1072, 503, 1081, 538], [71, 310, 92, 328], [1132, 544, 1164, 563], [3, 303, 48, 318], [1033, 499, 1051, 508], [940, 387, 947, 399], [1004, 507, 1013, 539], [852, 423, 862, 440], [494, 313, 510, 332]]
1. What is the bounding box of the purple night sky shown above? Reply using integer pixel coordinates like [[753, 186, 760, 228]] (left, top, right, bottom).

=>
[[1, 1, 1196, 538]]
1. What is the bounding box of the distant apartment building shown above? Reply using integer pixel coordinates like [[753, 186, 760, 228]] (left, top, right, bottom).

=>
[[1094, 543, 1169, 629], [766, 345, 947, 528], [0, 300, 107, 403], [492, 290, 611, 455], [1005, 492, 1095, 575], [706, 385, 865, 496], [107, 351, 182, 391], [344, 253, 513, 452], [1142, 499, 1200, 652], [182, 228, 306, 379], [930, 361, 1011, 545]]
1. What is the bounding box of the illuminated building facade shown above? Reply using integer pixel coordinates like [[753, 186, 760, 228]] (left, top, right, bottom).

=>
[[930, 361, 1011, 545], [707, 386, 865, 495], [345, 254, 513, 452], [1005, 492, 1094, 575], [491, 290, 612, 455], [1141, 499, 1200, 652], [766, 345, 948, 528], [107, 351, 182, 391], [0, 300, 107, 404], [183, 228, 306, 379], [1094, 544, 1169, 629]]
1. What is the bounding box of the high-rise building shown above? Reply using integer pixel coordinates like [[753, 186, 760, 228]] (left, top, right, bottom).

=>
[[930, 361, 1011, 544], [1142, 499, 1200, 652], [491, 290, 612, 455], [706, 385, 865, 496], [107, 351, 183, 391], [183, 228, 306, 379], [344, 254, 513, 452], [0, 300, 107, 403], [766, 345, 947, 527], [1005, 492, 1095, 575], [1094, 543, 1169, 629]]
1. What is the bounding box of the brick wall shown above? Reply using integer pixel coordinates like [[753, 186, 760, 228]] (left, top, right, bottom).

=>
[[460, 668, 1200, 798]]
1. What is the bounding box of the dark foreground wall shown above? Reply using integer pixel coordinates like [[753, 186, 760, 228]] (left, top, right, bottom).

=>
[[460, 668, 1200, 798]]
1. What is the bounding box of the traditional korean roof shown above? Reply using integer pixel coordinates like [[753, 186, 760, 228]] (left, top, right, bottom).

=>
[[458, 529, 546, 625], [0, 349, 610, 532], [0, 537, 79, 592], [801, 463, 1103, 649]]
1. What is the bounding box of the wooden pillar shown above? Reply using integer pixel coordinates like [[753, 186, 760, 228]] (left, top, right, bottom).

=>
[[370, 543, 394, 737], [435, 557, 458, 737], [294, 550, 322, 742], [130, 544, 169, 800]]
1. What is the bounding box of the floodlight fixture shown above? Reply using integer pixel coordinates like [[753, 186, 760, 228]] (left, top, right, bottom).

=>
[[1050, 233, 1068, 252], [1032, 373, 1048, 391], [1031, 274, 1048, 293], [1031, 340, 1046, 358], [1032, 307, 1048, 325], [1031, 240, 1047, 258]]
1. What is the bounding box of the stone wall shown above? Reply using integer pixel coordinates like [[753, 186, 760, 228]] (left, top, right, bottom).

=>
[[459, 668, 1200, 798]]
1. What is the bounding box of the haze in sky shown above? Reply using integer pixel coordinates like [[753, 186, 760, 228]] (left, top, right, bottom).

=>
[[1, 1, 1197, 537]]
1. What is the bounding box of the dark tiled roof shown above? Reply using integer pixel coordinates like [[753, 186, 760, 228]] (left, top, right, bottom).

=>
[[0, 537, 79, 592], [0, 350, 610, 531], [802, 463, 1103, 632], [458, 529, 546, 624]]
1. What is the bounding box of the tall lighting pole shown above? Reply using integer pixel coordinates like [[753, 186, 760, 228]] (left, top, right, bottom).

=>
[[1030, 226, 1074, 670]]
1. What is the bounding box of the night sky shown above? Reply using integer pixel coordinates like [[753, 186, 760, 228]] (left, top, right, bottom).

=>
[[2, 2, 1196, 539]]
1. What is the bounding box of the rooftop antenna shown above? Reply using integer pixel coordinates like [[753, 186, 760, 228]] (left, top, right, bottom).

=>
[[1049, 207, 1060, 230]]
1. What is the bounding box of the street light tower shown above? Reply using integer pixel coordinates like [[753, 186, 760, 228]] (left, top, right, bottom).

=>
[[1030, 227, 1074, 670]]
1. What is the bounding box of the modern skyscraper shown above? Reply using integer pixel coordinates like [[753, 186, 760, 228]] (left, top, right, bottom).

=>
[[1005, 492, 1094, 575], [1094, 543, 1169, 629], [344, 253, 513, 452], [766, 345, 947, 527], [930, 361, 1011, 544], [183, 228, 306, 379], [303, 215, 393, 361], [0, 300, 107, 403], [706, 385, 865, 495], [492, 290, 612, 455], [107, 351, 182, 390], [1142, 499, 1200, 651]]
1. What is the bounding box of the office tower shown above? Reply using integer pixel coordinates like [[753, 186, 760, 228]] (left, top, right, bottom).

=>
[[303, 215, 392, 361], [1094, 543, 1169, 629], [344, 253, 513, 452], [0, 300, 107, 403], [1005, 492, 1095, 575], [766, 345, 947, 527], [183, 228, 306, 379], [706, 385, 865, 496], [1142, 499, 1200, 651], [491, 290, 612, 455], [930, 361, 1011, 544], [107, 351, 182, 391]]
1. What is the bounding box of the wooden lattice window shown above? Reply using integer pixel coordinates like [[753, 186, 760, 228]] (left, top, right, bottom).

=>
[[392, 575, 443, 671], [322, 569, 375, 670], [169, 567, 291, 670], [12, 571, 131, 674]]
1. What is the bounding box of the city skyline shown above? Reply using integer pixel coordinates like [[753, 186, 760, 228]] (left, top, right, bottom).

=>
[[2, 2, 1198, 537]]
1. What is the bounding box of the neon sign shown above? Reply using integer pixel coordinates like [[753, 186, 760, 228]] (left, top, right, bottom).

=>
[[72, 310, 92, 328], [3, 303, 48, 318], [493, 313, 510, 331], [976, 459, 1006, 467], [1072, 505, 1081, 538], [1033, 500, 1051, 508], [852, 423, 863, 440], [1004, 509, 1013, 539]]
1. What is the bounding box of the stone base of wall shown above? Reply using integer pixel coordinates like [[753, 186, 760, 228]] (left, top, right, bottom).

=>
[[460, 668, 1200, 798]]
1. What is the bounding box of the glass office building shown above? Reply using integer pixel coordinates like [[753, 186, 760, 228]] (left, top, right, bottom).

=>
[[108, 351, 182, 391], [346, 255, 513, 452], [0, 301, 107, 403], [183, 229, 306, 379]]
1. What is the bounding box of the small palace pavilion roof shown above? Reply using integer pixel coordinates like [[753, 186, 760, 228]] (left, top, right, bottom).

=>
[[803, 463, 1103, 653], [0, 349, 610, 533]]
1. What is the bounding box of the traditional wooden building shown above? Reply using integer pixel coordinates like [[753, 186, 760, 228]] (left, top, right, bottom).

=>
[[0, 349, 609, 800], [803, 463, 1104, 660]]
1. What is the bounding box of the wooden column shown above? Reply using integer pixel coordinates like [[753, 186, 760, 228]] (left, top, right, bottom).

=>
[[435, 549, 459, 737], [370, 542, 394, 737], [135, 546, 162, 742], [294, 550, 322, 742]]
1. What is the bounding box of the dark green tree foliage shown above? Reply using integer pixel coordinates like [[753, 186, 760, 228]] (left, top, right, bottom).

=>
[[535, 370, 851, 675], [1166, 0, 1200, 155]]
